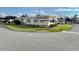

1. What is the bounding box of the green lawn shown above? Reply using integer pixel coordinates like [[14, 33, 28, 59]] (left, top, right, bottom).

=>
[[3, 23, 72, 32], [49, 24, 72, 32]]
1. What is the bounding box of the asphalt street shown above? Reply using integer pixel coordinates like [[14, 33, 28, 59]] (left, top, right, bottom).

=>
[[0, 24, 79, 51]]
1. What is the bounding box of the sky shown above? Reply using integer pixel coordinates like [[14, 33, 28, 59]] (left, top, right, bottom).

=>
[[0, 7, 79, 17]]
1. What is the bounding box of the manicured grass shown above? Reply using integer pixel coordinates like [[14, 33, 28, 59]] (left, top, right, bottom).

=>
[[49, 24, 72, 32], [3, 23, 72, 32]]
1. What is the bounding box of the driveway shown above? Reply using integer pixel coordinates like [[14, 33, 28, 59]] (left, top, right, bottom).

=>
[[0, 24, 79, 51]]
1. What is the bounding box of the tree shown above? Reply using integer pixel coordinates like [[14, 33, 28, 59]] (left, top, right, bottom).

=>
[[65, 17, 71, 24], [5, 16, 17, 19], [4, 16, 17, 23]]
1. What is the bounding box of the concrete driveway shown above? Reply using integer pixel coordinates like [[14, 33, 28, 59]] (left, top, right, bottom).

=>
[[0, 24, 79, 51]]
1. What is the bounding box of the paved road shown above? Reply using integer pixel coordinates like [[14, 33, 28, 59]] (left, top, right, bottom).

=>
[[0, 24, 79, 51], [70, 24, 79, 32]]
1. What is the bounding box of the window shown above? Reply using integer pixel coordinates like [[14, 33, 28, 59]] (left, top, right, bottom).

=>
[[40, 20, 46, 23], [34, 20, 38, 22], [27, 18, 30, 22]]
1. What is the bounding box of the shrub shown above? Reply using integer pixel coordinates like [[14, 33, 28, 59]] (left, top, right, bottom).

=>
[[14, 20, 21, 25], [50, 24, 58, 27]]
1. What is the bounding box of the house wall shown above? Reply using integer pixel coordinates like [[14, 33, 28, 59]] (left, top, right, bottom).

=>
[[57, 17, 65, 24], [23, 18, 49, 26], [35, 18, 48, 26]]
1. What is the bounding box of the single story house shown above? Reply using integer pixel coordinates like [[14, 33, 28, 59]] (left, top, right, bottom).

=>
[[16, 15, 58, 27]]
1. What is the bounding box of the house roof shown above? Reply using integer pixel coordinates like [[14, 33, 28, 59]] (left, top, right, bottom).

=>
[[16, 15, 57, 21]]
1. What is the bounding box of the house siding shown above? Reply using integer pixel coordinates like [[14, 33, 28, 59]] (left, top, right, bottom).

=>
[[17, 16, 57, 27]]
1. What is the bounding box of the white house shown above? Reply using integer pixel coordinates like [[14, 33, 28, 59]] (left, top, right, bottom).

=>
[[57, 17, 66, 24], [72, 16, 79, 24], [16, 15, 58, 27]]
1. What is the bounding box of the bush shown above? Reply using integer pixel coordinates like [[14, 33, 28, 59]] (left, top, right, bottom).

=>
[[14, 20, 21, 25], [50, 24, 58, 27]]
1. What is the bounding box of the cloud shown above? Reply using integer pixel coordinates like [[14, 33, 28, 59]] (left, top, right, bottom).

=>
[[15, 13, 23, 17], [28, 13, 36, 17], [34, 10, 46, 15], [40, 10, 46, 14], [0, 13, 7, 17], [55, 8, 79, 11], [17, 13, 23, 16], [15, 13, 36, 17], [34, 10, 39, 13]]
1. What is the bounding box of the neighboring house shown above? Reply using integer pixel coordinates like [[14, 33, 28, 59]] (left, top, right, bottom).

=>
[[72, 16, 79, 24], [8, 19, 15, 23], [57, 17, 65, 24], [76, 17, 79, 23], [16, 15, 58, 27], [0, 17, 5, 22]]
